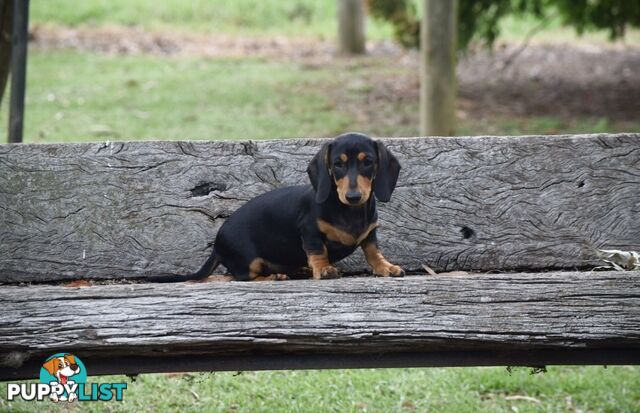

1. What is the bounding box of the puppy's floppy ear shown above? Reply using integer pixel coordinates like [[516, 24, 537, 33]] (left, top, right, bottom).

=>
[[373, 140, 401, 202], [307, 142, 332, 203], [42, 358, 58, 376]]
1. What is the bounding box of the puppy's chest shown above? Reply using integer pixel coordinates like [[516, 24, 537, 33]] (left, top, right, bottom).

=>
[[317, 218, 377, 247]]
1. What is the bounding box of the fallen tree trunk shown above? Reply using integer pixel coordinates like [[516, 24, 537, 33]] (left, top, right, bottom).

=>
[[0, 134, 638, 282]]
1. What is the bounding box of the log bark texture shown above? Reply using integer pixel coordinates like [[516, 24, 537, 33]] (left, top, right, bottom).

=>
[[0, 134, 639, 282], [1, 271, 639, 379]]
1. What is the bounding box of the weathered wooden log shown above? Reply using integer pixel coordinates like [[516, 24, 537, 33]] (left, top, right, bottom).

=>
[[0, 134, 638, 282], [1, 271, 639, 379]]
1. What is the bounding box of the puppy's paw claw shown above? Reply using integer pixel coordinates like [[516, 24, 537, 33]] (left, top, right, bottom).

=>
[[374, 264, 404, 277], [317, 266, 341, 280], [391, 266, 405, 277]]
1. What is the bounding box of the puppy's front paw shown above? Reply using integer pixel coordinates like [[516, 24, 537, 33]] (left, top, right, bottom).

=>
[[373, 263, 405, 277], [315, 265, 341, 280]]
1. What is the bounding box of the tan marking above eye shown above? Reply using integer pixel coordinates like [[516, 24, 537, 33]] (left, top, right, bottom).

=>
[[317, 219, 378, 246], [357, 152, 366, 161], [339, 153, 348, 162]]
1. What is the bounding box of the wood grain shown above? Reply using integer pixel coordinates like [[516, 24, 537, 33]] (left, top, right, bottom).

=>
[[0, 134, 638, 282], [1, 271, 639, 379]]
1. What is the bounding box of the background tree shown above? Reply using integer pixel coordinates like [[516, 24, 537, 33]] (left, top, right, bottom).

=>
[[0, 0, 13, 105], [338, 0, 366, 54], [420, 0, 457, 136], [369, 0, 640, 50]]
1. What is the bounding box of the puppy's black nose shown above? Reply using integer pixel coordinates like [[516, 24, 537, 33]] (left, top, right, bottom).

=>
[[346, 191, 362, 204]]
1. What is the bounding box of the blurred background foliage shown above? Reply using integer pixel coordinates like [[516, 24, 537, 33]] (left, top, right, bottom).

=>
[[368, 0, 640, 48]]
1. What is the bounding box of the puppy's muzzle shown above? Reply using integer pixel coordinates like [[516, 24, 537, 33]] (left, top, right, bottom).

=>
[[346, 191, 362, 205]]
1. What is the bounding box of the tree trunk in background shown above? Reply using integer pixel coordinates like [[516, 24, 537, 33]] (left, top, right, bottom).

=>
[[338, 0, 365, 54], [8, 0, 28, 143], [0, 0, 12, 105], [420, 0, 458, 136]]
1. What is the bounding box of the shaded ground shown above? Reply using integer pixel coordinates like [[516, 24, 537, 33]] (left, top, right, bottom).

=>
[[30, 24, 640, 128], [459, 43, 640, 120]]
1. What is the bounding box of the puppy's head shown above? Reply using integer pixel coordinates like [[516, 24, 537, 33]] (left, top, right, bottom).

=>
[[42, 355, 80, 379], [307, 132, 401, 205]]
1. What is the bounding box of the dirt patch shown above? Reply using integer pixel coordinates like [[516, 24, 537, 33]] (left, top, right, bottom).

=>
[[30, 24, 640, 122], [331, 43, 640, 122], [29, 24, 342, 60], [458, 43, 640, 120]]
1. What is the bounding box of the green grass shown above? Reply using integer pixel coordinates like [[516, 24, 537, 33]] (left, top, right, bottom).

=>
[[0, 50, 353, 143], [497, 13, 640, 46], [29, 0, 395, 40], [2, 49, 637, 144], [30, 0, 639, 45], [2, 366, 639, 412]]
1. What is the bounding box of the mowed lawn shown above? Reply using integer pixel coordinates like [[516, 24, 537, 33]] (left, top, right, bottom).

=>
[[1, 49, 637, 143], [1, 50, 351, 142], [29, 0, 640, 44], [2, 366, 640, 412], [29, 0, 389, 39]]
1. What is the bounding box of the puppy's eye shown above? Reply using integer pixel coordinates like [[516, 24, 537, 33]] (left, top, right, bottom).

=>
[[333, 161, 344, 168], [362, 158, 373, 167]]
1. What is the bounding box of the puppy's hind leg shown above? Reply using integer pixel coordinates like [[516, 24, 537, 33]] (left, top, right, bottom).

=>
[[247, 258, 289, 281], [252, 274, 289, 281]]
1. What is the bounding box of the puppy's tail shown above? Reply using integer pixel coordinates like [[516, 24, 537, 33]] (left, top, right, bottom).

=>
[[147, 247, 221, 283]]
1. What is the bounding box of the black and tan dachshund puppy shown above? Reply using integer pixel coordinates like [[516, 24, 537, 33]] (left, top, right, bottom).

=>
[[151, 132, 403, 282]]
